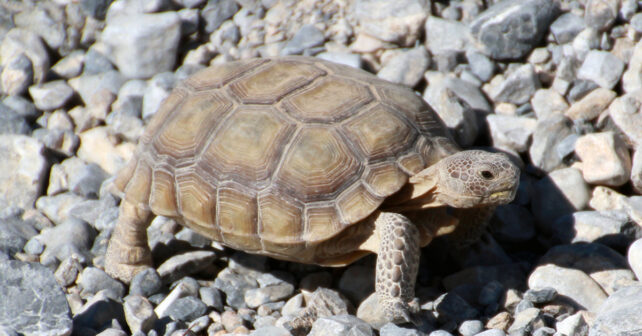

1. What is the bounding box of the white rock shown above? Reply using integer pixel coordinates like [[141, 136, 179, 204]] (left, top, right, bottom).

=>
[[564, 88, 616, 121], [609, 91, 642, 147], [486, 114, 537, 152], [628, 239, 642, 281], [77, 127, 135, 175], [632, 148, 642, 194], [0, 135, 48, 209], [530, 88, 568, 120], [528, 264, 607, 312], [623, 41, 642, 93], [574, 132, 632, 187]]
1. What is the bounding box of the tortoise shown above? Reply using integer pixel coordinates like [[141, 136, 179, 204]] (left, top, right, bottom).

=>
[[105, 56, 519, 323]]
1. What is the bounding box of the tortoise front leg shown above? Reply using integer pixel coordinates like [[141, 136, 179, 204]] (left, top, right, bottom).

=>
[[105, 200, 153, 283], [375, 212, 421, 324]]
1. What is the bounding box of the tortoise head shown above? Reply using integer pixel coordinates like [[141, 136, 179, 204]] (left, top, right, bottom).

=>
[[405, 150, 520, 209]]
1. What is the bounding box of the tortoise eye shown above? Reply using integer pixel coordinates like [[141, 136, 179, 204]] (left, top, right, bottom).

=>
[[480, 170, 494, 179]]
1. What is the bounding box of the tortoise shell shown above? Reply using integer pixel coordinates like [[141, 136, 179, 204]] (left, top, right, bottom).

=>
[[113, 56, 456, 262]]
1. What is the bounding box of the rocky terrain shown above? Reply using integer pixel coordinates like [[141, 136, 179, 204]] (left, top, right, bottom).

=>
[[1, 0, 642, 335]]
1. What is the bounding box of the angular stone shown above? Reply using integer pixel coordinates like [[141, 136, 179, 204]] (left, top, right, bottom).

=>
[[470, 0, 560, 60], [142, 72, 176, 120], [77, 126, 134, 175], [352, 0, 428, 46], [425, 16, 470, 55], [530, 89, 568, 120], [577, 51, 624, 89], [157, 250, 218, 283], [0, 28, 50, 84], [377, 47, 430, 87], [623, 42, 642, 93], [2, 95, 40, 121], [465, 49, 494, 82], [575, 132, 632, 186], [529, 114, 573, 172], [584, 0, 618, 31], [101, 12, 181, 78], [124, 295, 157, 334], [202, 0, 239, 33], [608, 92, 642, 147], [486, 114, 537, 152], [555, 210, 636, 248], [200, 287, 224, 311], [0, 260, 72, 336], [550, 13, 585, 44], [48, 157, 109, 198], [73, 293, 126, 332], [39, 217, 96, 266], [556, 312, 588, 336], [51, 50, 85, 79], [590, 285, 642, 336], [309, 315, 373, 336], [214, 268, 258, 309], [0, 104, 30, 135], [68, 71, 125, 106], [0, 135, 48, 209], [490, 64, 540, 105], [531, 168, 590, 229], [79, 266, 125, 299], [528, 264, 606, 312], [1, 53, 33, 96], [245, 284, 295, 308], [565, 88, 616, 121], [281, 24, 325, 56], [633, 148, 642, 193], [628, 238, 642, 282]]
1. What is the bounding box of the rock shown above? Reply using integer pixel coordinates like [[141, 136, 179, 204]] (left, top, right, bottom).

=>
[[556, 312, 588, 336], [101, 12, 181, 78], [28, 80, 75, 111], [0, 104, 30, 135], [564, 88, 616, 121], [590, 285, 642, 336], [51, 50, 85, 79], [608, 92, 642, 147], [574, 132, 632, 187], [78, 266, 126, 299], [530, 89, 568, 120], [32, 128, 79, 157], [157, 250, 218, 283], [35, 193, 87, 225], [214, 268, 258, 309], [124, 295, 157, 334], [77, 126, 134, 175], [221, 310, 245, 331], [47, 157, 109, 198], [627, 238, 642, 282], [83, 48, 115, 75], [202, 0, 239, 33], [633, 149, 642, 193], [281, 24, 325, 56], [300, 271, 333, 291], [435, 292, 479, 323], [377, 47, 430, 87], [550, 13, 585, 44], [54, 256, 82, 287], [0, 212, 38, 260], [14, 3, 67, 52], [39, 217, 96, 265], [465, 49, 494, 82], [529, 114, 573, 172], [200, 287, 224, 312], [1, 53, 33, 96], [443, 263, 527, 292], [529, 264, 606, 312], [0, 28, 50, 84], [308, 315, 373, 336], [491, 204, 536, 243], [577, 51, 624, 89], [245, 284, 295, 308], [129, 267, 163, 297], [250, 326, 291, 336], [475, 330, 505, 336], [469, 0, 560, 60], [0, 260, 72, 336], [316, 52, 362, 69], [352, 0, 428, 46], [338, 265, 375, 305], [523, 288, 557, 304], [486, 114, 537, 152], [584, 0, 618, 32], [142, 72, 176, 120], [623, 42, 642, 93], [0, 135, 48, 209], [458, 320, 483, 336], [68, 71, 126, 106], [555, 210, 636, 248], [73, 292, 126, 332], [380, 322, 424, 336], [425, 17, 470, 55], [80, 0, 113, 20], [2, 95, 40, 121], [508, 308, 545, 335], [531, 167, 590, 229], [490, 64, 540, 105]]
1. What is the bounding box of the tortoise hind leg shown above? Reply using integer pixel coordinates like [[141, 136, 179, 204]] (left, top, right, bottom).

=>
[[375, 212, 421, 324], [105, 200, 153, 283]]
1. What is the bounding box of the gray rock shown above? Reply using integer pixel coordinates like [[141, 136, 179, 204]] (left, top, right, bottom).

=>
[[628, 238, 642, 282], [0, 28, 50, 84], [469, 0, 560, 60], [435, 292, 479, 323], [377, 47, 430, 87], [83, 48, 115, 75], [523, 288, 557, 304], [532, 327, 556, 336], [0, 213, 38, 257], [555, 210, 635, 248], [338, 265, 374, 305], [478, 281, 504, 307], [425, 16, 470, 55], [508, 308, 545, 335], [490, 204, 536, 243], [550, 13, 585, 44], [633, 149, 642, 193], [443, 263, 527, 292], [1, 53, 33, 96], [164, 296, 207, 322], [514, 299, 534, 314], [556, 312, 588, 336], [589, 285, 642, 336], [23, 235, 45, 255], [13, 4, 67, 52], [48, 157, 109, 198], [35, 192, 87, 225], [0, 104, 30, 135], [584, 0, 618, 31], [129, 267, 163, 297], [577, 51, 624, 89], [281, 24, 325, 56], [202, 0, 239, 33], [458, 320, 483, 336], [299, 271, 333, 291], [78, 267, 126, 299], [101, 12, 181, 79], [80, 0, 113, 20], [608, 92, 642, 148], [352, 0, 428, 46], [68, 70, 126, 106], [199, 287, 224, 311], [2, 96, 39, 120], [465, 50, 494, 82], [73, 293, 126, 332], [529, 114, 573, 172], [429, 331, 453, 336], [309, 314, 373, 336], [54, 256, 82, 287], [51, 50, 85, 79], [28, 80, 74, 111], [475, 330, 505, 336], [32, 128, 79, 157], [39, 217, 96, 265], [142, 72, 176, 120], [250, 326, 292, 336], [622, 42, 642, 93], [0, 260, 72, 336], [528, 264, 606, 312], [214, 267, 258, 309], [531, 167, 590, 230], [490, 64, 540, 105], [157, 250, 218, 284], [124, 295, 157, 334], [0, 135, 48, 209], [245, 284, 295, 308], [486, 114, 537, 153], [379, 322, 424, 336]]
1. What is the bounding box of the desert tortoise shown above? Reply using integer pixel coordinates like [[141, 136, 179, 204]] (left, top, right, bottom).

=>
[[105, 56, 519, 323]]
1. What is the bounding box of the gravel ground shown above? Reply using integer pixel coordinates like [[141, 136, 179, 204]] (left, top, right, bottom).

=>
[[1, 0, 642, 335]]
